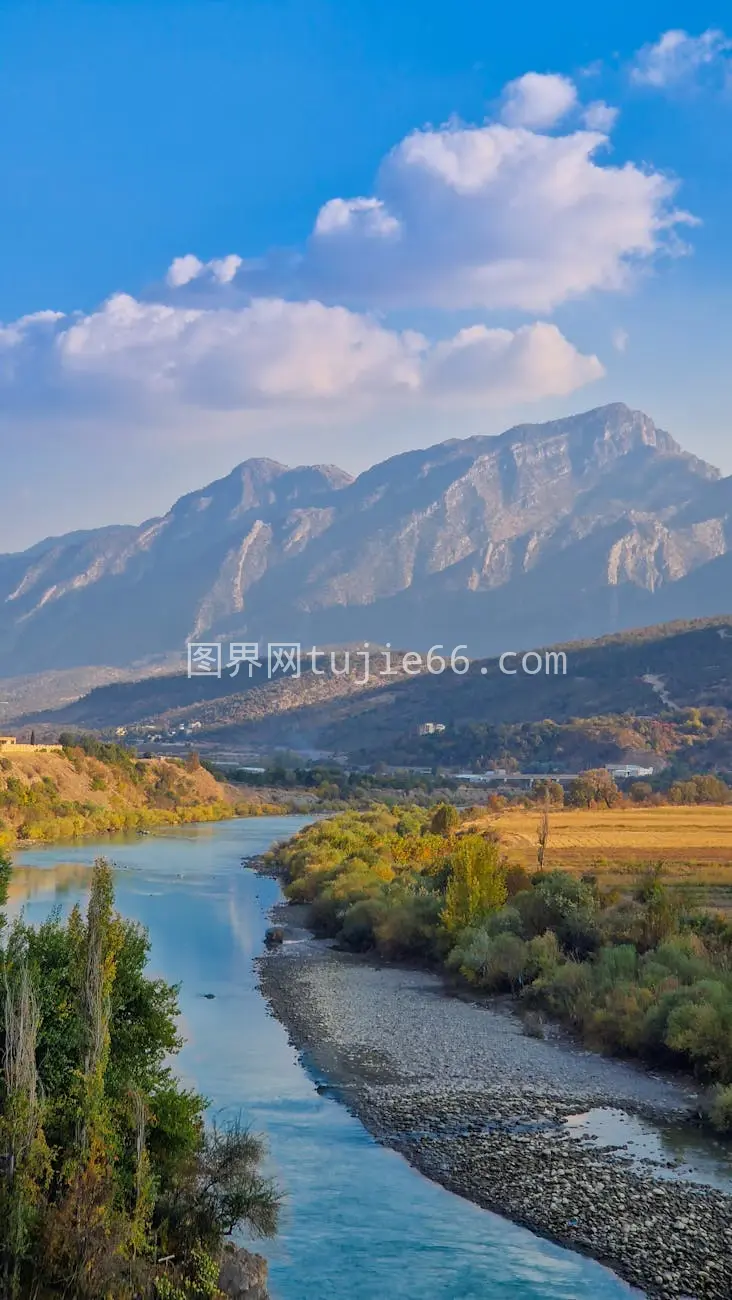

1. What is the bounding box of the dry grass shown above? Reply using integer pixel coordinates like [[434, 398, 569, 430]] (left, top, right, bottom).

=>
[[464, 805, 732, 904]]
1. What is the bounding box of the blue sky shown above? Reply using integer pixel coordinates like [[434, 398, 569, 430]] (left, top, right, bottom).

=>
[[0, 0, 731, 549]]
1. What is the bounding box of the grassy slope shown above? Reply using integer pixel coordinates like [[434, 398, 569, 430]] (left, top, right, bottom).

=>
[[0, 745, 278, 844]]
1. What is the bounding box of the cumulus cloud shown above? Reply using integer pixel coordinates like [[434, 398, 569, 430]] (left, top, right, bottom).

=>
[[166, 252, 243, 287], [0, 293, 602, 416], [292, 118, 690, 312], [1, 62, 697, 443], [57, 294, 423, 406], [314, 197, 401, 238], [500, 72, 577, 128], [582, 100, 619, 131], [425, 322, 604, 402], [631, 28, 731, 88]]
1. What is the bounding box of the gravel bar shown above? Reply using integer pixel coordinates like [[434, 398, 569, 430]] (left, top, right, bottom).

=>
[[258, 928, 732, 1300]]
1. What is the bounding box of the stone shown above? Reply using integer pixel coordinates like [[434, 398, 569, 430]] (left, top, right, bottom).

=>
[[218, 1245, 270, 1300]]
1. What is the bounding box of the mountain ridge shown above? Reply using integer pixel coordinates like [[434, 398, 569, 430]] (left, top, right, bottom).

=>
[[1, 402, 730, 676], [20, 617, 732, 776]]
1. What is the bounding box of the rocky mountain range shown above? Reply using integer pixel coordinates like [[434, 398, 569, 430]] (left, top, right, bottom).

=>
[[2, 402, 732, 678]]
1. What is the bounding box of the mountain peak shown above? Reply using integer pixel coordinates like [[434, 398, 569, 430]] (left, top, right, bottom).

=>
[[0, 403, 728, 675]]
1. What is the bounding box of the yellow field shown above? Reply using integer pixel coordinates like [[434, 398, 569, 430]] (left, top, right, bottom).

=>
[[466, 806, 732, 895]]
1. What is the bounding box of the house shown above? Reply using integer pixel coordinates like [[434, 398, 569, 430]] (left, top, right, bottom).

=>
[[418, 722, 446, 736]]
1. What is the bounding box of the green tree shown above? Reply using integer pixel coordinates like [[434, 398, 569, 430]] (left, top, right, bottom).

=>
[[0, 847, 11, 933], [566, 769, 621, 809], [0, 858, 279, 1296], [442, 835, 507, 934], [430, 803, 460, 837], [629, 781, 654, 803], [532, 779, 564, 806]]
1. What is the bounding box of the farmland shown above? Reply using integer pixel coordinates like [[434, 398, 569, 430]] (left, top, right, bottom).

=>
[[468, 805, 732, 866], [466, 805, 732, 912]]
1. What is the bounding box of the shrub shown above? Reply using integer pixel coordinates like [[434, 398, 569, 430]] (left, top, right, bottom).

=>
[[525, 930, 562, 979], [430, 803, 460, 836], [307, 895, 342, 938], [339, 898, 387, 951], [454, 929, 530, 991], [514, 871, 600, 957], [709, 1084, 732, 1134], [373, 894, 442, 962], [663, 982, 732, 1082]]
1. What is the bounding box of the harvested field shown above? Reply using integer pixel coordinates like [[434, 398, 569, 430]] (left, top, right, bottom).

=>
[[465, 806, 732, 904]]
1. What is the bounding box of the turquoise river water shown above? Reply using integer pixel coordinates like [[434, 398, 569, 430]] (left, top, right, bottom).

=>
[[9, 817, 642, 1300]]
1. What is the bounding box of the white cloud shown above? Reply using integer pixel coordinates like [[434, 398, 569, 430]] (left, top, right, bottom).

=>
[[612, 327, 629, 353], [500, 72, 577, 128], [166, 252, 244, 287], [631, 29, 731, 88], [0, 292, 602, 416], [166, 255, 204, 288], [425, 322, 604, 402], [155, 74, 688, 321], [296, 118, 691, 312], [314, 197, 401, 238], [583, 100, 619, 131], [0, 61, 698, 445]]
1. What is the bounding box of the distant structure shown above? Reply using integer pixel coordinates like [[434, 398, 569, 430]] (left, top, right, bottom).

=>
[[606, 763, 654, 779], [418, 722, 446, 735], [454, 770, 508, 783], [0, 735, 62, 754]]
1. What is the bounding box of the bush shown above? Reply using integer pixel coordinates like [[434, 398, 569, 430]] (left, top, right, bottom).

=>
[[453, 929, 530, 991], [663, 981, 732, 1082], [430, 803, 460, 836], [271, 805, 732, 1093], [372, 893, 442, 962], [307, 895, 342, 938], [339, 898, 388, 951], [514, 871, 600, 957], [709, 1084, 732, 1134]]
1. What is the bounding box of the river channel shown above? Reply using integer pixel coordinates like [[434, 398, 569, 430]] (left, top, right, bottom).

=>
[[9, 816, 645, 1300]]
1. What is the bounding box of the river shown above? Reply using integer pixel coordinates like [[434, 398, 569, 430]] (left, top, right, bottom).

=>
[[9, 816, 642, 1300]]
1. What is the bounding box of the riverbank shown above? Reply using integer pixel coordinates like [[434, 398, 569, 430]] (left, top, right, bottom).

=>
[[0, 739, 288, 846], [259, 919, 732, 1300]]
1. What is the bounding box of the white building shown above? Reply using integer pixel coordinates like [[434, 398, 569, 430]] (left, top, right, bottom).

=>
[[418, 722, 446, 736], [454, 769, 507, 783], [606, 764, 654, 779]]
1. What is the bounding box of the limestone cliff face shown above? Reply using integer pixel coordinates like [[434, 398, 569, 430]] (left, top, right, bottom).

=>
[[0, 403, 729, 673]]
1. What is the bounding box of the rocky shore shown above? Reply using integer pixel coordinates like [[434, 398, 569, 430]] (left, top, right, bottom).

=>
[[219, 1245, 269, 1299], [259, 928, 732, 1300]]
